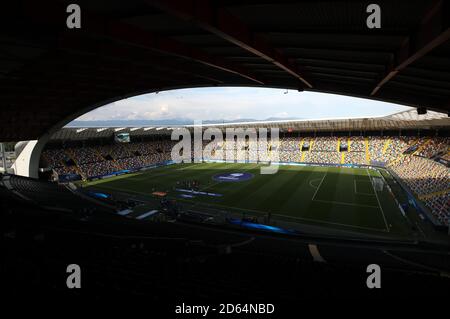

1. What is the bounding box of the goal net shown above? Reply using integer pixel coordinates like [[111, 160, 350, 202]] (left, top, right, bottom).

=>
[[371, 176, 384, 192]]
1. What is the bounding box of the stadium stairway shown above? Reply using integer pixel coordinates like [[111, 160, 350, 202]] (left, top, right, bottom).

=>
[[412, 138, 432, 156], [389, 155, 405, 167], [94, 148, 122, 171], [64, 148, 86, 179], [299, 138, 304, 152], [365, 137, 370, 164], [382, 138, 391, 155], [301, 151, 306, 162]]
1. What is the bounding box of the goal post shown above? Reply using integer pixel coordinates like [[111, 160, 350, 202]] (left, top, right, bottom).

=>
[[371, 176, 384, 192]]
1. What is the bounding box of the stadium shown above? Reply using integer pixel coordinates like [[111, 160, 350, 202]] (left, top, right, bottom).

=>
[[38, 109, 450, 238], [1, 0, 450, 308]]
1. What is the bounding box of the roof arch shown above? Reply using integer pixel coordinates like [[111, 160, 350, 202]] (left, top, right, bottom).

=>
[[0, 0, 449, 141]]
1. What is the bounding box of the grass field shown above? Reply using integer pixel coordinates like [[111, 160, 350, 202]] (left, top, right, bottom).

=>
[[84, 162, 412, 235]]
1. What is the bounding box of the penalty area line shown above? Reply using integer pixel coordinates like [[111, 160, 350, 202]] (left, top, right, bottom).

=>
[[312, 198, 379, 209], [274, 213, 388, 233], [367, 168, 390, 233], [311, 171, 327, 201]]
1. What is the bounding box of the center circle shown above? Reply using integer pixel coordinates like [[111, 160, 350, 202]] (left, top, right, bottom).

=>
[[212, 172, 254, 182]]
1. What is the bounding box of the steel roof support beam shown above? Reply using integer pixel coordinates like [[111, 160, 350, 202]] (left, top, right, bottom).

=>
[[371, 0, 450, 96], [147, 0, 312, 88], [21, 1, 264, 85], [102, 22, 264, 84], [58, 35, 226, 84]]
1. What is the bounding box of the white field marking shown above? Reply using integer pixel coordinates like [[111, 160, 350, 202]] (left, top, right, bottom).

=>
[[367, 168, 390, 232], [308, 244, 326, 263], [274, 213, 388, 232], [99, 174, 382, 230], [178, 197, 388, 233], [136, 210, 158, 220], [96, 184, 388, 233], [84, 172, 140, 186], [311, 170, 327, 201], [134, 170, 174, 180], [175, 163, 199, 171], [93, 167, 389, 233], [133, 163, 212, 181], [354, 179, 375, 196], [94, 162, 241, 193], [94, 162, 215, 184], [312, 198, 379, 209], [309, 178, 322, 189], [89, 166, 172, 185], [176, 162, 221, 172], [198, 199, 388, 232]]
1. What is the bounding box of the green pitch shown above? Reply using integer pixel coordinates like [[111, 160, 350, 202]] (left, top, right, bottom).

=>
[[83, 162, 411, 236]]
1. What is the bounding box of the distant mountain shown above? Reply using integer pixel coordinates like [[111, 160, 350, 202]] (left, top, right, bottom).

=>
[[67, 119, 192, 127], [203, 118, 258, 124], [263, 117, 300, 122], [67, 117, 302, 127]]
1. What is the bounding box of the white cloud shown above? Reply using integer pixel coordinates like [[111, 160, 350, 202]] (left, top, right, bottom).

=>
[[75, 87, 411, 122]]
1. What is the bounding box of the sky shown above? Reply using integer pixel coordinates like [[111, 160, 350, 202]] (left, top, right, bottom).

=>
[[74, 87, 411, 123]]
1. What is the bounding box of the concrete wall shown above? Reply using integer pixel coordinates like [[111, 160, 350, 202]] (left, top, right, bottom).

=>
[[12, 134, 50, 178]]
